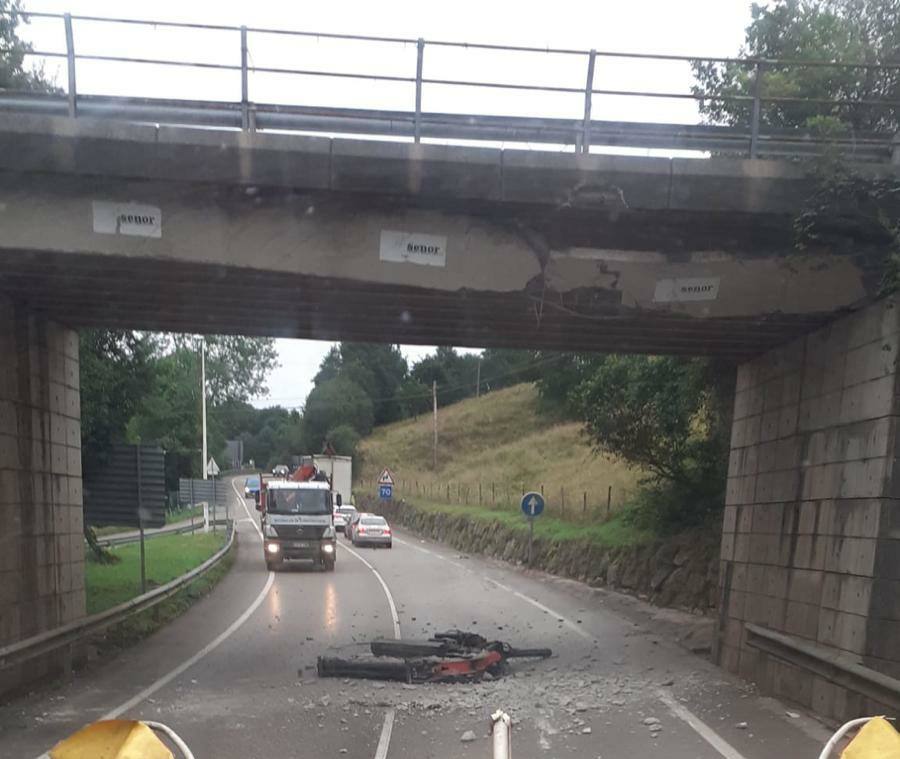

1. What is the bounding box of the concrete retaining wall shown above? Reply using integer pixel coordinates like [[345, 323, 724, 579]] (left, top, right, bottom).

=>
[[365, 497, 720, 615], [718, 297, 900, 720], [0, 297, 85, 692]]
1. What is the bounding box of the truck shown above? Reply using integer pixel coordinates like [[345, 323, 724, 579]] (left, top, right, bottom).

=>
[[313, 454, 352, 505], [256, 473, 337, 572]]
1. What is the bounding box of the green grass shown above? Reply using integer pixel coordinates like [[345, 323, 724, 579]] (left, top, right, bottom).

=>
[[85, 531, 226, 615], [381, 496, 652, 549], [359, 383, 643, 520], [97, 542, 235, 653]]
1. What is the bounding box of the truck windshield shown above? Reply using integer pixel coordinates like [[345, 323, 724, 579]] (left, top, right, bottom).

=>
[[268, 489, 330, 514]]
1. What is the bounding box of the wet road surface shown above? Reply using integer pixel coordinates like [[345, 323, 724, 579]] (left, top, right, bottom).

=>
[[0, 477, 832, 758]]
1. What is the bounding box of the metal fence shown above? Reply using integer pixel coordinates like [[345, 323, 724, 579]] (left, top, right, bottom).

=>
[[357, 477, 628, 522], [83, 444, 166, 528], [1, 10, 898, 160], [177, 477, 230, 508]]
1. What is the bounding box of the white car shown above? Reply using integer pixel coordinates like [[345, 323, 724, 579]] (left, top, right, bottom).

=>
[[333, 506, 357, 533]]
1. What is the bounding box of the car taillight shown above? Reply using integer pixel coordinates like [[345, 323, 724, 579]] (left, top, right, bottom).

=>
[[358, 527, 367, 534], [384, 527, 391, 534]]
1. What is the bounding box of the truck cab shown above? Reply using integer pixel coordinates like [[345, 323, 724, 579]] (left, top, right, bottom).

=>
[[258, 479, 337, 571]]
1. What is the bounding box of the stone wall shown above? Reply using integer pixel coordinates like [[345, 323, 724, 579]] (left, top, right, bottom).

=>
[[0, 297, 85, 692], [365, 497, 720, 615], [718, 297, 900, 719]]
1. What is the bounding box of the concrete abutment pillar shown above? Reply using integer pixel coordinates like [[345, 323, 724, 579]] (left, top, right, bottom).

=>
[[717, 296, 900, 719], [0, 296, 85, 693]]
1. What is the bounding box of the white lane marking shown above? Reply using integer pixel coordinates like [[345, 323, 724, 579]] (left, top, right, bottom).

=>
[[34, 479, 273, 759], [231, 477, 262, 540], [396, 532, 593, 641], [336, 540, 400, 759], [508, 588, 594, 641], [373, 708, 395, 759], [393, 537, 432, 556], [37, 476, 272, 758], [99, 570, 275, 721], [338, 542, 401, 640], [657, 689, 749, 759]]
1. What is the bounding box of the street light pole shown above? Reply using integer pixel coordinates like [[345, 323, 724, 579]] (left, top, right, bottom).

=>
[[201, 339, 208, 480]]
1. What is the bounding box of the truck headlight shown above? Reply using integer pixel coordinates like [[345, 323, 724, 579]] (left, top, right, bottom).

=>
[[264, 524, 277, 538], [323, 526, 335, 539]]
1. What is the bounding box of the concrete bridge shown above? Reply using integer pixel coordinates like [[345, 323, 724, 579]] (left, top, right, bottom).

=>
[[1, 25, 900, 717]]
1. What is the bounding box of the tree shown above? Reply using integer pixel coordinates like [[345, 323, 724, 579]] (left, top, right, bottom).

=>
[[692, 1, 900, 133], [477, 349, 531, 386], [129, 335, 279, 474], [394, 376, 432, 417], [172, 335, 278, 404], [299, 377, 374, 453], [312, 346, 343, 387], [577, 356, 734, 531], [1, 1, 58, 92], [533, 352, 602, 417], [324, 423, 360, 458], [339, 343, 408, 425], [411, 347, 481, 406], [79, 330, 157, 471], [694, 1, 900, 292]]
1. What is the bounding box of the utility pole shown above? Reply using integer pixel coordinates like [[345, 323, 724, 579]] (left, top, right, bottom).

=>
[[201, 339, 208, 480], [432, 380, 438, 470], [475, 358, 481, 398]]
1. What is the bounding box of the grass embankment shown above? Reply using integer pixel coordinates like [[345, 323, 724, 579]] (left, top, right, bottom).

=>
[[359, 383, 644, 530], [86, 531, 226, 614], [386, 497, 653, 549]]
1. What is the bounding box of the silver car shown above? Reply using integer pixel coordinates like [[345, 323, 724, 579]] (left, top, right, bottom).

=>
[[333, 506, 357, 533], [351, 515, 392, 548]]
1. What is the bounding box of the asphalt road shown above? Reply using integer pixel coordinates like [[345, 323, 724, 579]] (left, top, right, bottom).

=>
[[0, 477, 833, 758]]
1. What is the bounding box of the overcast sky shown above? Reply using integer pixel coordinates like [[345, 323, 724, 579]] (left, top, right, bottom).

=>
[[20, 0, 758, 407]]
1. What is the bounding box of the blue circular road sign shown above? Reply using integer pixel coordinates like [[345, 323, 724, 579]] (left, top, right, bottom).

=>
[[520, 491, 545, 518]]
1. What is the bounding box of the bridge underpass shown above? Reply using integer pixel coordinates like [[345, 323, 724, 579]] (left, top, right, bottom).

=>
[[1, 110, 899, 723]]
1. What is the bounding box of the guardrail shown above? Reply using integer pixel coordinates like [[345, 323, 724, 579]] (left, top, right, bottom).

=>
[[0, 521, 235, 672], [745, 622, 900, 711], [1, 10, 898, 160]]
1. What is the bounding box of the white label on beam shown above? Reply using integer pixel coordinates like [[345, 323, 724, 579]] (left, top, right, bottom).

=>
[[380, 230, 447, 268], [653, 277, 720, 302], [92, 201, 162, 238]]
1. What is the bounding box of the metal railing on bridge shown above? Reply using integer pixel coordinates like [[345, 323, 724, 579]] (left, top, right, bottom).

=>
[[1, 10, 898, 161]]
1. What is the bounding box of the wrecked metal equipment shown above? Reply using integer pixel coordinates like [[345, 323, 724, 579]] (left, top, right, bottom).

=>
[[317, 630, 551, 683], [371, 634, 551, 661], [318, 649, 505, 683]]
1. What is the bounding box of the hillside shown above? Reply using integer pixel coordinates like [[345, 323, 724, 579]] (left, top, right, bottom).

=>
[[358, 383, 642, 518]]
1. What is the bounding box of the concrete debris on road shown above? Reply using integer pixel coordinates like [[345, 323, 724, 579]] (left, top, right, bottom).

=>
[[460, 730, 477, 742]]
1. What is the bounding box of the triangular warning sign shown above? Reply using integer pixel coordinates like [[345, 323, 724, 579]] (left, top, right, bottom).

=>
[[377, 468, 394, 485]]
